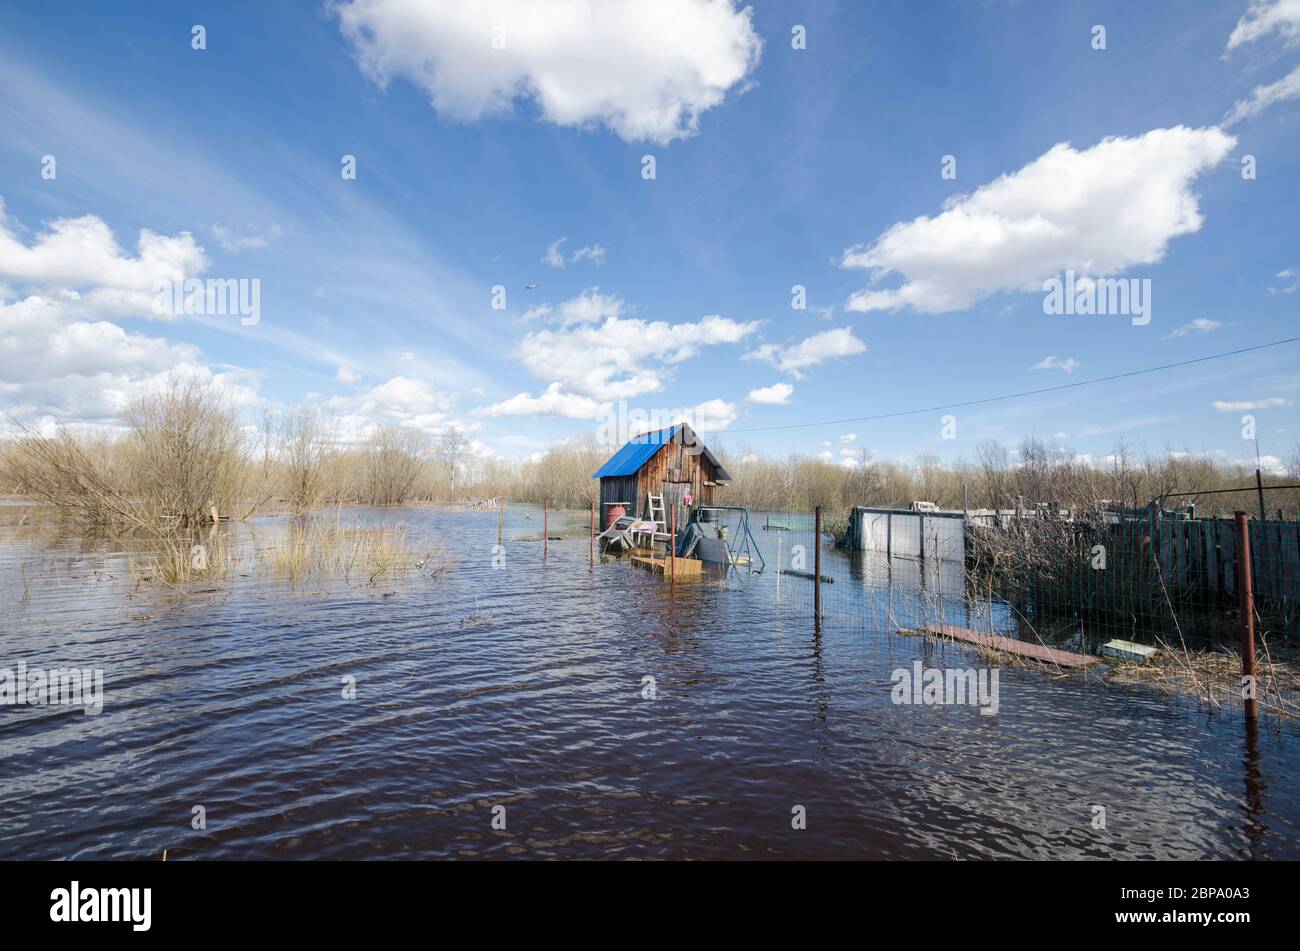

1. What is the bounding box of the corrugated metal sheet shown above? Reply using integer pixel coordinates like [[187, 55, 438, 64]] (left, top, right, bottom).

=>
[[592, 424, 682, 478], [592, 423, 733, 481], [851, 506, 965, 559]]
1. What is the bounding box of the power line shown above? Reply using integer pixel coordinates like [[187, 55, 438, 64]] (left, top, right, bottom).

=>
[[702, 334, 1300, 436]]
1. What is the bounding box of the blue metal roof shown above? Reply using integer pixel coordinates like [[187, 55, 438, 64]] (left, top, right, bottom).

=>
[[591, 423, 733, 481], [591, 424, 681, 479]]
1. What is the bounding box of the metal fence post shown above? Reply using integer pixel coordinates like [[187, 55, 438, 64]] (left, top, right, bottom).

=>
[[590, 501, 595, 565], [814, 506, 822, 621], [543, 500, 548, 558], [1234, 511, 1259, 722]]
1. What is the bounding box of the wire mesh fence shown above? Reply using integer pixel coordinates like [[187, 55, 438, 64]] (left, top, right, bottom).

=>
[[581, 488, 1299, 661], [601, 497, 1295, 656], [572, 484, 1300, 721]]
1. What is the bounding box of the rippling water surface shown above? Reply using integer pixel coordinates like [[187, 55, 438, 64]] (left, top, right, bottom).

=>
[[1, 503, 1297, 859]]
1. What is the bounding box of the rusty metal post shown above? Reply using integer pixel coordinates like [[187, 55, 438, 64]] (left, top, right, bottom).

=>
[[670, 506, 676, 586], [543, 500, 548, 558], [590, 500, 595, 564], [498, 500, 503, 544], [814, 506, 822, 621], [1234, 512, 1259, 722]]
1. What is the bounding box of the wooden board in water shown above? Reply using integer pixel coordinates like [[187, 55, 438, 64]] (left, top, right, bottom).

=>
[[631, 555, 703, 578], [916, 624, 1101, 668]]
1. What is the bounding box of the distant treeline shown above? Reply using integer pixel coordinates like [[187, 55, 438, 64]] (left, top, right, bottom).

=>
[[4, 378, 1298, 530], [486, 434, 1300, 519]]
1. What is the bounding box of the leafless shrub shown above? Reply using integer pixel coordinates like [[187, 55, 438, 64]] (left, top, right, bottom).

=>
[[280, 406, 330, 515], [3, 426, 144, 532], [364, 426, 429, 506], [120, 377, 251, 526]]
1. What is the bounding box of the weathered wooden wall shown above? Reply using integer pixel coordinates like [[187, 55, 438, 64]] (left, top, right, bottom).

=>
[[598, 439, 724, 527]]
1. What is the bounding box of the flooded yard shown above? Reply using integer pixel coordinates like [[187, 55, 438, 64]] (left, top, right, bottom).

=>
[[2, 503, 1298, 859]]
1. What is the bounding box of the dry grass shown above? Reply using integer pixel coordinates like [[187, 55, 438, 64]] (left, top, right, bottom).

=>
[[127, 530, 239, 588], [262, 514, 453, 584], [1106, 642, 1300, 719], [120, 515, 455, 591]]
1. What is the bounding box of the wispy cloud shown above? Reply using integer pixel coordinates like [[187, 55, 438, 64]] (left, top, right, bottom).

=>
[[1164, 318, 1222, 338], [1212, 397, 1293, 411], [211, 223, 282, 253], [542, 237, 568, 268], [1224, 63, 1300, 126], [570, 243, 606, 266], [1031, 355, 1079, 373], [1227, 0, 1300, 51]]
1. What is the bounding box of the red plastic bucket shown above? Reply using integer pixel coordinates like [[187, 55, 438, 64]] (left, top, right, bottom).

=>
[[605, 505, 626, 528]]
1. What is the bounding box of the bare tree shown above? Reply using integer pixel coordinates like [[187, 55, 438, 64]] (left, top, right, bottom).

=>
[[438, 426, 471, 500], [364, 426, 429, 506], [976, 439, 1009, 510], [122, 377, 248, 526], [281, 406, 330, 515]]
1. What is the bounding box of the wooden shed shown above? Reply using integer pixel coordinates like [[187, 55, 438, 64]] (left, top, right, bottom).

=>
[[592, 423, 731, 531]]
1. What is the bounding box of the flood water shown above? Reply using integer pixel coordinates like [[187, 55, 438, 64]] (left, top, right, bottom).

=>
[[1, 503, 1298, 860]]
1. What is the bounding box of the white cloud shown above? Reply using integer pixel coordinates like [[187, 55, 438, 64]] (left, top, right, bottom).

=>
[[475, 382, 610, 419], [557, 287, 623, 326], [744, 327, 866, 378], [839, 433, 857, 443], [1227, 0, 1300, 50], [1224, 63, 1300, 125], [522, 287, 624, 325], [840, 127, 1235, 314], [745, 382, 793, 405], [1031, 355, 1079, 373], [211, 223, 281, 253], [319, 375, 470, 443], [543, 237, 567, 268], [337, 365, 361, 384], [1212, 397, 1293, 411], [0, 206, 262, 426], [541, 239, 606, 269], [680, 398, 736, 432], [333, 0, 763, 145], [1271, 267, 1299, 294], [0, 294, 211, 423], [516, 311, 759, 400], [0, 200, 208, 318], [357, 376, 457, 417], [570, 243, 606, 266], [1229, 453, 1287, 474], [1164, 318, 1222, 338]]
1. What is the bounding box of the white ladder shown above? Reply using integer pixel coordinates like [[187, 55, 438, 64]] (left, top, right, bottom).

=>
[[647, 493, 666, 529]]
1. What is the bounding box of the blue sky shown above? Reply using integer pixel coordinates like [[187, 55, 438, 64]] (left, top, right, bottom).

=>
[[1, 0, 1298, 472]]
